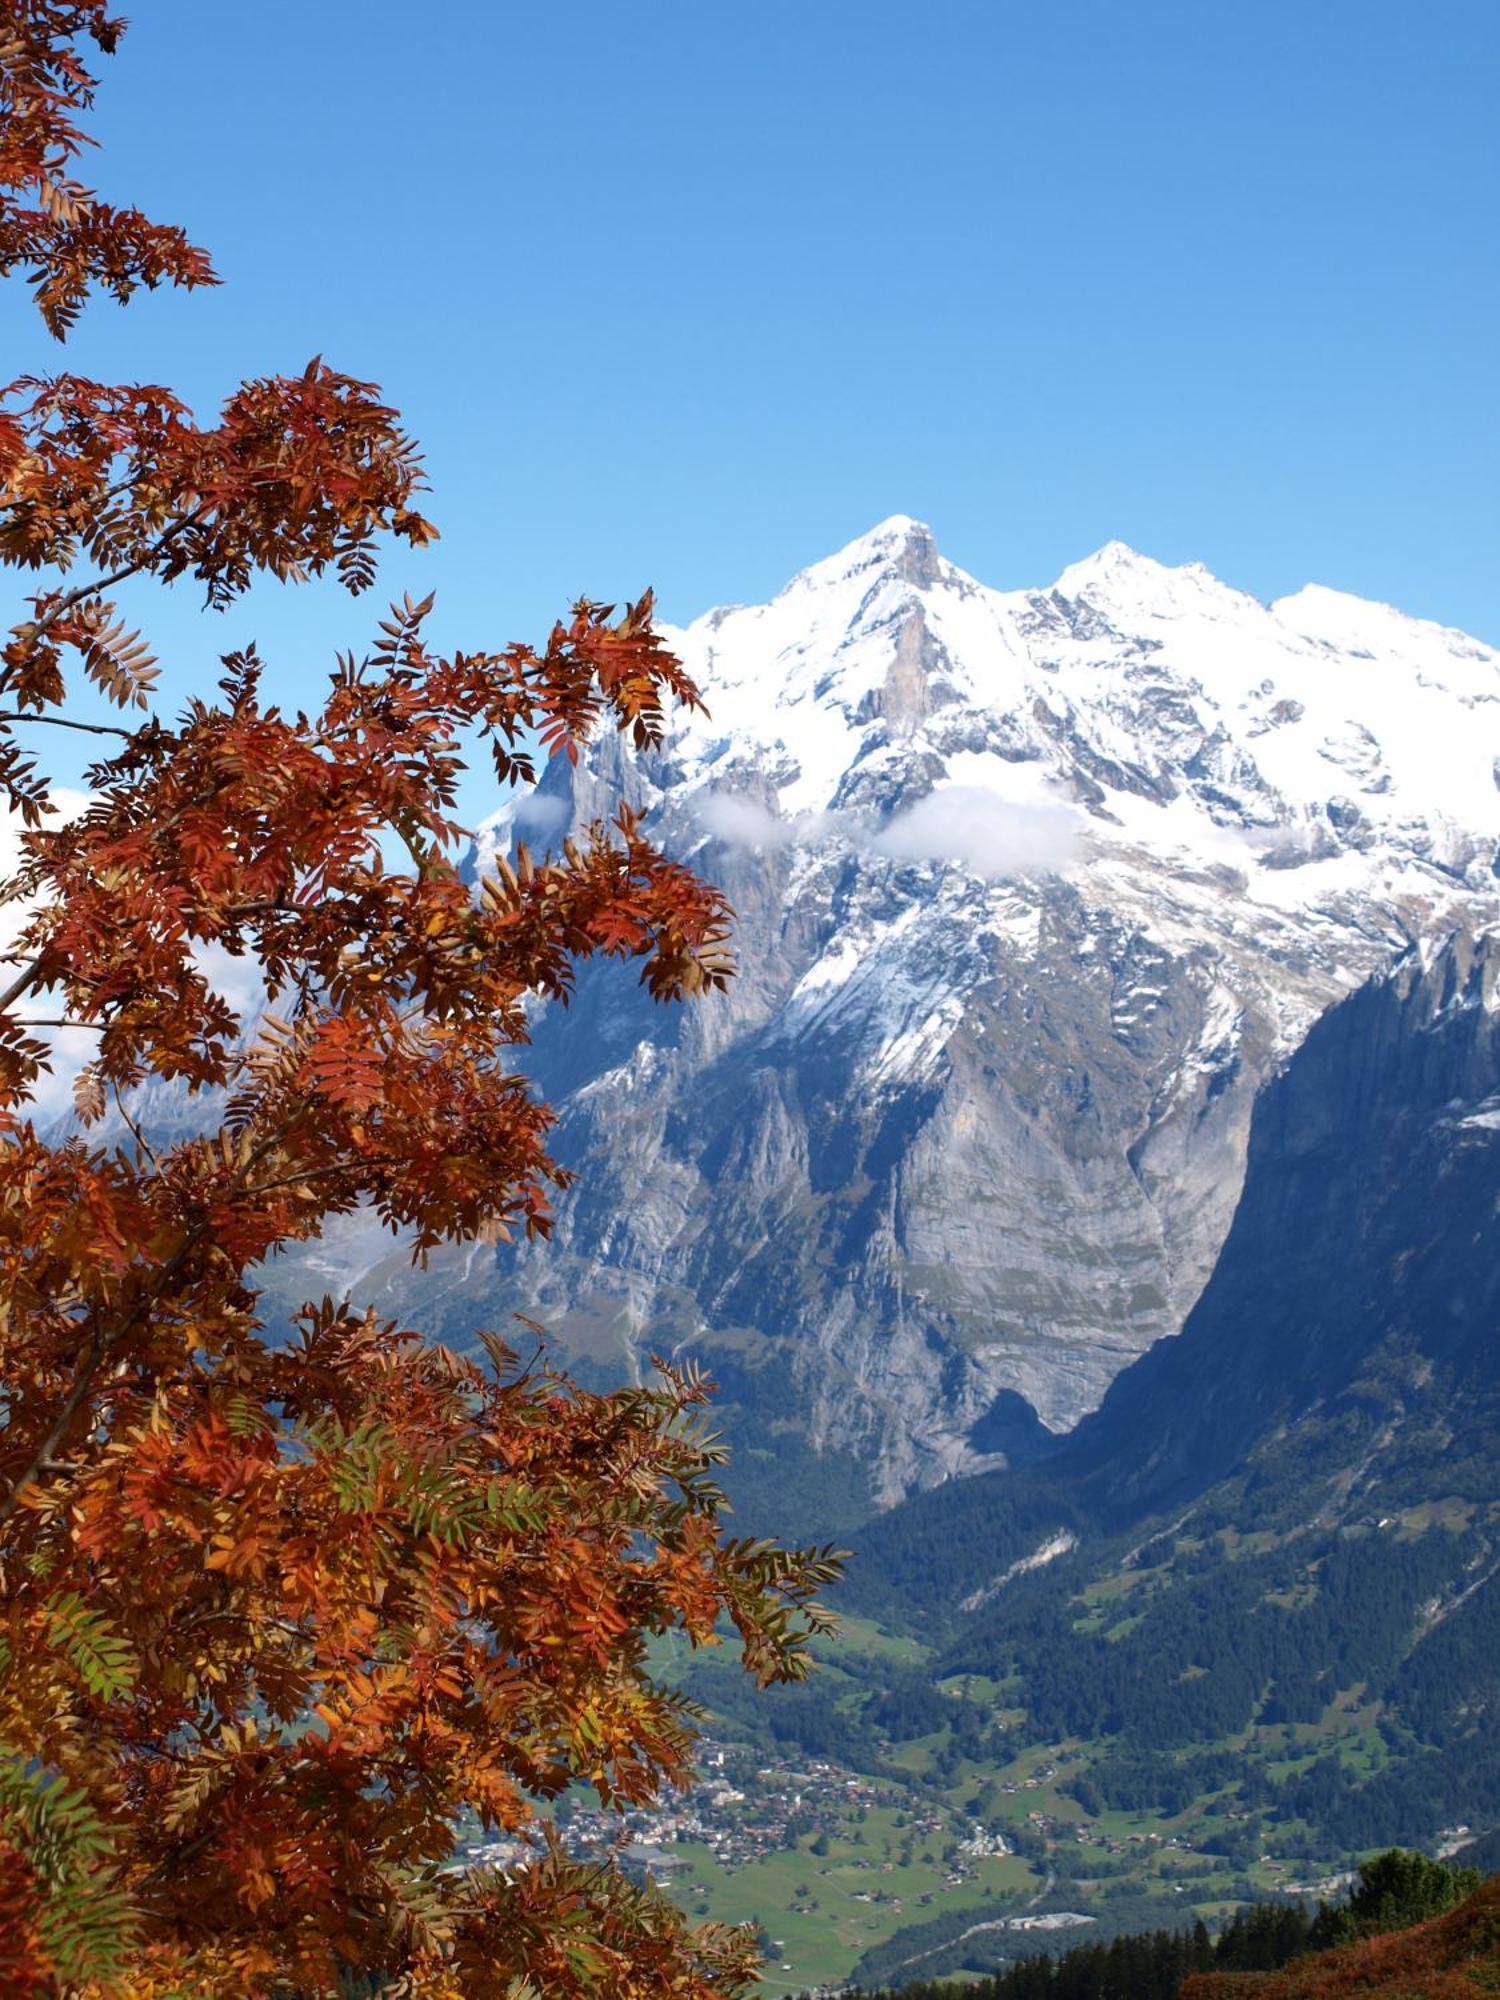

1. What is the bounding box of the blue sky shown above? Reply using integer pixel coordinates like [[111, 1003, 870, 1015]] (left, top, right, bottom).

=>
[[6, 0, 1497, 809]]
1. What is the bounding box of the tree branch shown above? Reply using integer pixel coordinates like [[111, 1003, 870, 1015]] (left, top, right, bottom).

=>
[[111, 1080, 160, 1167], [0, 955, 46, 1012], [0, 710, 131, 738], [17, 506, 208, 648]]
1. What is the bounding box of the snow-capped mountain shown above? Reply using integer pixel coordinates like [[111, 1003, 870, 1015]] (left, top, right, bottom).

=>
[[358, 518, 1500, 1509]]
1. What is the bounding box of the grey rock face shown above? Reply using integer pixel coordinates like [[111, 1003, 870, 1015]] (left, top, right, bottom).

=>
[[1051, 927, 1500, 1525], [339, 520, 1500, 1508]]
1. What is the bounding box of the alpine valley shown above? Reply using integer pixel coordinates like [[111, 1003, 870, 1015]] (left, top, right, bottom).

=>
[[267, 519, 1500, 1989]]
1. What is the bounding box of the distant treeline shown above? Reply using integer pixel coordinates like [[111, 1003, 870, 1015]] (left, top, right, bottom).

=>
[[837, 1900, 1313, 1999], [834, 1900, 1311, 2000], [825, 1851, 1486, 2000]]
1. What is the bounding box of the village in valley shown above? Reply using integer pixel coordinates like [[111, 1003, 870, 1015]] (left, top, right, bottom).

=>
[[453, 1740, 1111, 1993]]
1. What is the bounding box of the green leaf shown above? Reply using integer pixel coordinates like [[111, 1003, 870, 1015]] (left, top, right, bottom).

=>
[[45, 1590, 139, 1700], [0, 1754, 138, 1985]]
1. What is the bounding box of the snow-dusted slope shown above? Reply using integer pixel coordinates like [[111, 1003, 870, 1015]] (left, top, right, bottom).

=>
[[401, 520, 1500, 1507]]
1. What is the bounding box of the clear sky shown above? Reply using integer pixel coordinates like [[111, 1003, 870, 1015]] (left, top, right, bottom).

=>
[[5, 0, 1497, 811]]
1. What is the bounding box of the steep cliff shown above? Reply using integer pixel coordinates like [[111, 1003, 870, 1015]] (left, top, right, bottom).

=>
[[1058, 927, 1500, 1524]]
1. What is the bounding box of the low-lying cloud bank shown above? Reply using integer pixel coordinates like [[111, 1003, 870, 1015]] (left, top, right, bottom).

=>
[[694, 783, 1081, 880]]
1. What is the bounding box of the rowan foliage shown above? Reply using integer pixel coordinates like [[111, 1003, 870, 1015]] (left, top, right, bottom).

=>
[[0, 9, 841, 1994]]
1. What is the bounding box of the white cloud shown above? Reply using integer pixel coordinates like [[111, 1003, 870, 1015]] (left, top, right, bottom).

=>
[[0, 787, 91, 925], [513, 791, 570, 836], [694, 782, 1080, 881], [871, 785, 1080, 877], [191, 936, 265, 1020], [694, 793, 834, 851]]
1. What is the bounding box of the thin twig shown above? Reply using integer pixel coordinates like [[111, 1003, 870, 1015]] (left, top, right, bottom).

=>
[[10, 507, 207, 654], [242, 1156, 397, 1199], [111, 1081, 160, 1169], [0, 710, 131, 739]]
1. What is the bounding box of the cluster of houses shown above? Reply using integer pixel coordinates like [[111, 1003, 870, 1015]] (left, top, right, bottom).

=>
[[450, 1739, 1031, 1894], [450, 1741, 910, 1882], [563, 1743, 904, 1878]]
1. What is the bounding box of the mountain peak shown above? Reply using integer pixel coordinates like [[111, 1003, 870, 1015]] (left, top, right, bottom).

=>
[[862, 512, 928, 542], [1051, 539, 1185, 598], [789, 515, 943, 596], [660, 516, 1500, 850], [1046, 543, 1279, 634], [1085, 537, 1153, 568]]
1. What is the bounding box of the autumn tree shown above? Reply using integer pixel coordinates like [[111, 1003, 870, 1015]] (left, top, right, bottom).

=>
[[0, 8, 840, 1994]]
